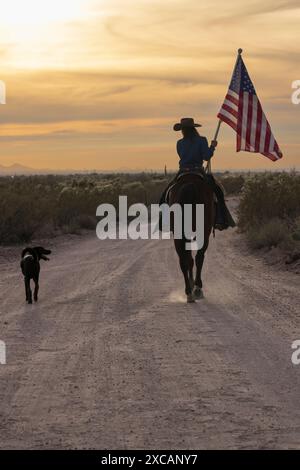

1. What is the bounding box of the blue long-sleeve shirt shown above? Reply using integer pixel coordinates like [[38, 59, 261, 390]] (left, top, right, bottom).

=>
[[177, 135, 215, 169]]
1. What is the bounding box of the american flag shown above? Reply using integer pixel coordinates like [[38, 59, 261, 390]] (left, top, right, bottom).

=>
[[218, 52, 283, 161]]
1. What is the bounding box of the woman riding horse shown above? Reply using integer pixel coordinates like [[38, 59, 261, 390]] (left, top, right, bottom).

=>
[[160, 117, 235, 230], [161, 117, 235, 302]]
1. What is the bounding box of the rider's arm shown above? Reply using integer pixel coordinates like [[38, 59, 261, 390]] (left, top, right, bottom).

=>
[[200, 137, 215, 161]]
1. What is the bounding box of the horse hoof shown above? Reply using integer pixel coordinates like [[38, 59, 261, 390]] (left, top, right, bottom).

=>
[[193, 287, 204, 299], [187, 294, 195, 303]]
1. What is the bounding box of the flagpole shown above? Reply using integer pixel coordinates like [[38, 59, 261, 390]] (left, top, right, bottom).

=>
[[206, 48, 243, 174]]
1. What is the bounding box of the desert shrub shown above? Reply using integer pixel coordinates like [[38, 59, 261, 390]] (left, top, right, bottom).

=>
[[122, 181, 146, 205], [238, 172, 300, 232], [144, 178, 169, 204], [76, 214, 97, 230], [60, 221, 81, 235], [292, 217, 300, 241], [238, 171, 300, 254], [218, 174, 245, 195], [246, 218, 291, 249], [0, 183, 55, 243]]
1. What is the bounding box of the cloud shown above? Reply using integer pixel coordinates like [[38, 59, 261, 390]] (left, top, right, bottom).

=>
[[204, 0, 300, 26], [0, 67, 227, 126], [0, 0, 297, 169]]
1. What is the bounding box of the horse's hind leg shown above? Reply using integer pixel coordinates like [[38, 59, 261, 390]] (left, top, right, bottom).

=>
[[194, 246, 207, 299], [188, 255, 194, 291], [181, 257, 195, 303], [175, 240, 195, 303]]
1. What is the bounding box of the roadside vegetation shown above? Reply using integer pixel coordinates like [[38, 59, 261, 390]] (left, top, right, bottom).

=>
[[237, 171, 300, 263], [0, 171, 246, 244], [0, 171, 299, 266], [0, 173, 168, 244]]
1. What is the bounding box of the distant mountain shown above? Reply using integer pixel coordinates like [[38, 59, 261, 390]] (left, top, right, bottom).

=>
[[0, 163, 93, 175], [0, 164, 168, 176], [0, 163, 37, 175]]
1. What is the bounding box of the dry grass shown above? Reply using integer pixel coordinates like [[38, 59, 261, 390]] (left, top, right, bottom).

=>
[[238, 171, 300, 257], [0, 173, 168, 244]]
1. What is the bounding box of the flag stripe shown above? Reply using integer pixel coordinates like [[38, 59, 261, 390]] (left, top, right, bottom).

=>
[[236, 91, 243, 151], [255, 103, 262, 151], [250, 97, 257, 151], [246, 93, 253, 151], [228, 89, 239, 100], [259, 114, 267, 153], [269, 134, 275, 152], [241, 92, 248, 150], [222, 103, 239, 119], [226, 93, 239, 107], [264, 123, 271, 154], [224, 98, 238, 112], [217, 113, 237, 131]]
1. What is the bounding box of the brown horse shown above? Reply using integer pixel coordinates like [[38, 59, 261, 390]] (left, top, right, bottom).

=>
[[168, 173, 215, 303]]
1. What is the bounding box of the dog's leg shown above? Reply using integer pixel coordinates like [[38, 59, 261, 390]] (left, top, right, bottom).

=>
[[26, 278, 32, 304], [33, 277, 39, 302], [24, 277, 29, 302]]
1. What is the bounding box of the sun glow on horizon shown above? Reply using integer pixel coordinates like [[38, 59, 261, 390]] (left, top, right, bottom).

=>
[[0, 0, 94, 68], [1, 0, 84, 26]]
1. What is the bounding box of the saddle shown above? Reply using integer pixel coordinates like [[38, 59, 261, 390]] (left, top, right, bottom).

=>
[[160, 168, 235, 232], [165, 167, 207, 204], [177, 165, 205, 179]]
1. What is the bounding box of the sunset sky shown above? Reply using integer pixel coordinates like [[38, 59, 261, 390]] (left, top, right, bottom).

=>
[[0, 0, 299, 171]]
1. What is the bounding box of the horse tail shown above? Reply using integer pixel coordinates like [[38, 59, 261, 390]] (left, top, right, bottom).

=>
[[177, 181, 199, 236], [177, 182, 198, 206]]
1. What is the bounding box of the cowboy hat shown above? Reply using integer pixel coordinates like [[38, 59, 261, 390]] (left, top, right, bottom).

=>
[[173, 117, 202, 131]]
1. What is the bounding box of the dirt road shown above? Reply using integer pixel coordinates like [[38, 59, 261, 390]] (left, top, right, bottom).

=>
[[0, 220, 300, 449]]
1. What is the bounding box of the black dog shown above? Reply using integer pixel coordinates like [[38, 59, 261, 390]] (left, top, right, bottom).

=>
[[20, 247, 51, 304]]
